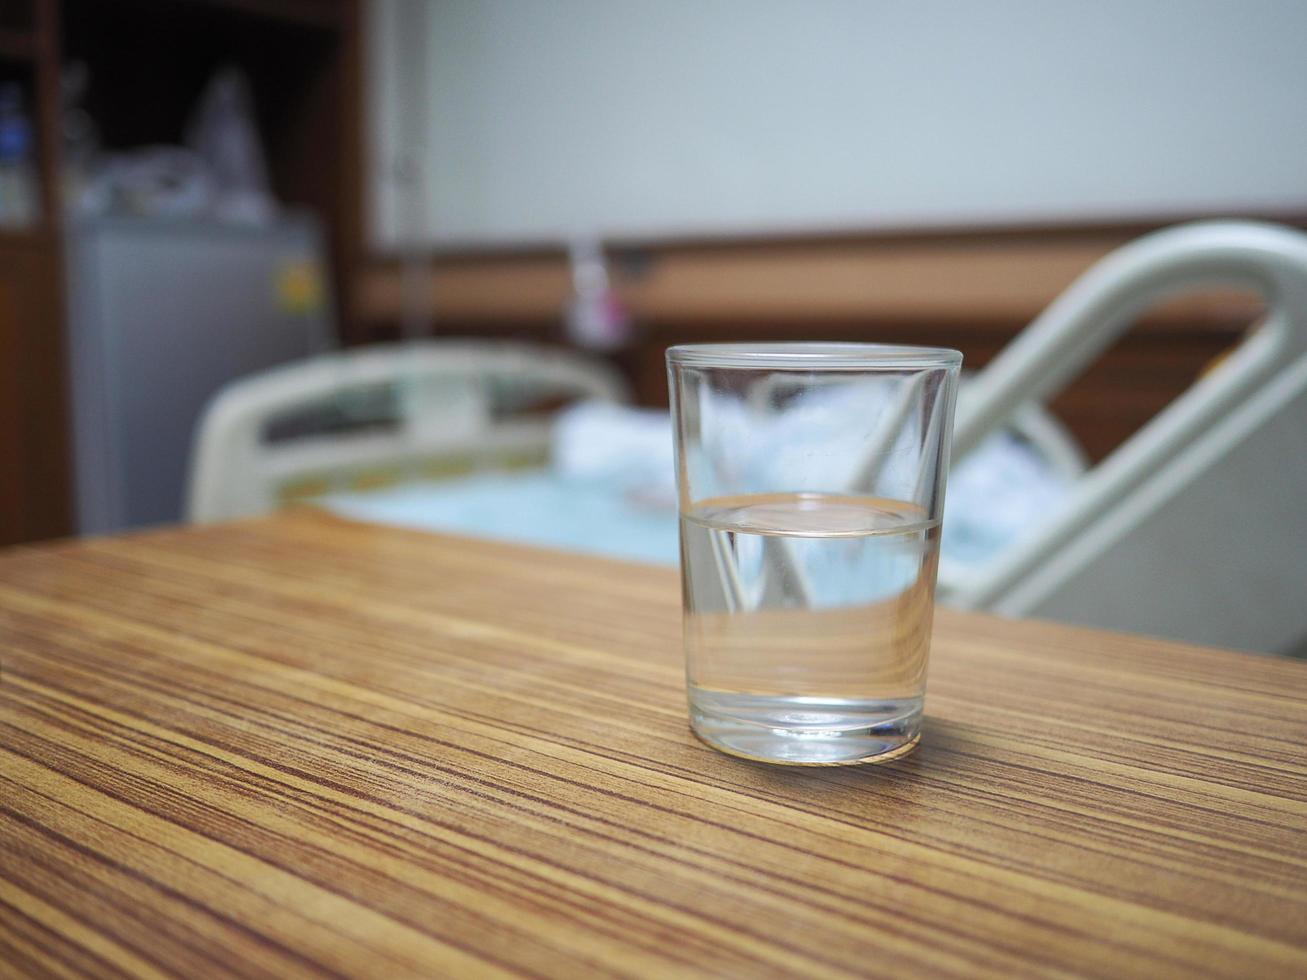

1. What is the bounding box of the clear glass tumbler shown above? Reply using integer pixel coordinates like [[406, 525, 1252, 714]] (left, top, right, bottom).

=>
[[667, 343, 962, 765]]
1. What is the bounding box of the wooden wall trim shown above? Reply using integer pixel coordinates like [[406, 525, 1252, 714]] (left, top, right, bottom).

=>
[[357, 218, 1286, 329]]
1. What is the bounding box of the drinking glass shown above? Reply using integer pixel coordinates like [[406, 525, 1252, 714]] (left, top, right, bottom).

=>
[[667, 343, 962, 765]]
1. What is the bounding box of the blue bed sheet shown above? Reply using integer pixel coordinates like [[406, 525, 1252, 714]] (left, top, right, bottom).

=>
[[324, 472, 681, 566]]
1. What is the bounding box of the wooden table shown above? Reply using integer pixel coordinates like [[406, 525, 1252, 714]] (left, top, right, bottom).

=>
[[2, 512, 1305, 978]]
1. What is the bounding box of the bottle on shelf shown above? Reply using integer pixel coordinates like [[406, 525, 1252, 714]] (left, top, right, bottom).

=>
[[0, 82, 40, 229]]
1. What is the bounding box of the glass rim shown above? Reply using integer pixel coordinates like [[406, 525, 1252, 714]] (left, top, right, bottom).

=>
[[666, 342, 963, 370]]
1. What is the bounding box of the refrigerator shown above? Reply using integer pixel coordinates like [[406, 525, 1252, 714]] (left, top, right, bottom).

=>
[[65, 215, 335, 534]]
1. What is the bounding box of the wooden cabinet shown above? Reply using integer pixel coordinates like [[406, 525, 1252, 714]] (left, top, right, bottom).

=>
[[0, 0, 362, 545], [0, 0, 69, 546]]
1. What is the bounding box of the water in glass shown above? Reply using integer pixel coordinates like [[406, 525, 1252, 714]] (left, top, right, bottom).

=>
[[680, 492, 940, 764]]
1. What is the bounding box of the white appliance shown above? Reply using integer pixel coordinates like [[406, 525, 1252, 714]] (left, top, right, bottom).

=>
[[64, 215, 334, 534]]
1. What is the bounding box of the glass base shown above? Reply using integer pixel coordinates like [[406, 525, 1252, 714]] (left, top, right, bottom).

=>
[[689, 691, 923, 766]]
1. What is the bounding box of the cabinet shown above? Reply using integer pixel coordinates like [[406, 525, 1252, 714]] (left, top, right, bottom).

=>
[[0, 0, 68, 544], [0, 0, 362, 545]]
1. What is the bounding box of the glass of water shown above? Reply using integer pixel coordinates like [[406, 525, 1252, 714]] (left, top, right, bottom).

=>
[[667, 343, 962, 765]]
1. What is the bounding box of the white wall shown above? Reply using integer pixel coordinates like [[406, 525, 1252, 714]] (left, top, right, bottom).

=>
[[368, 0, 1307, 248]]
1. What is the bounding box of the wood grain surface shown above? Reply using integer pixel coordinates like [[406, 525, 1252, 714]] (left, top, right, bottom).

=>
[[1, 511, 1305, 978]]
